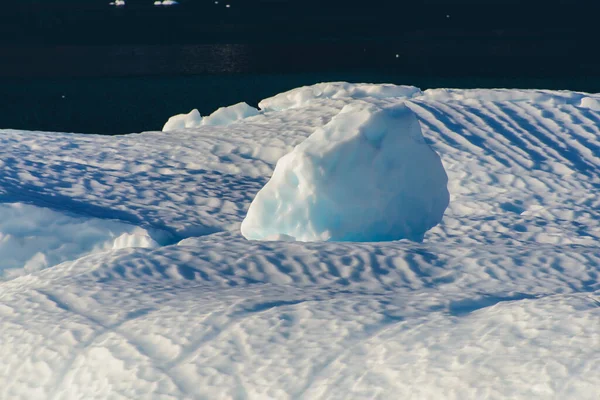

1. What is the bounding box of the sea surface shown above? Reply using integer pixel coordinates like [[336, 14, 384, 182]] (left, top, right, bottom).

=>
[[2, 40, 600, 135], [2, 0, 598, 134], [3, 71, 600, 135]]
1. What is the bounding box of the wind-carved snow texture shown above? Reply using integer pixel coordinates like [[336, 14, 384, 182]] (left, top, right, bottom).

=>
[[1, 83, 600, 399], [241, 102, 449, 242]]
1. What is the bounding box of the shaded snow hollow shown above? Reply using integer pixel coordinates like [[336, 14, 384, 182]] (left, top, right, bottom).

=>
[[241, 101, 449, 242], [0, 203, 161, 280]]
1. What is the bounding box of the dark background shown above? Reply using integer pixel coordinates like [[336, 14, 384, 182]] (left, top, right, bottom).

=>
[[0, 0, 598, 133], [1, 0, 597, 77]]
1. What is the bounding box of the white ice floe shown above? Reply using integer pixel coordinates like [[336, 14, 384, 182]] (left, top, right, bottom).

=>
[[154, 0, 178, 5], [1, 82, 600, 399], [241, 101, 449, 242], [202, 102, 260, 126]]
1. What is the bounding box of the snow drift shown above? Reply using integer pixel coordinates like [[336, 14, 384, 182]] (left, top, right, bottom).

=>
[[0, 203, 160, 280], [241, 101, 449, 242]]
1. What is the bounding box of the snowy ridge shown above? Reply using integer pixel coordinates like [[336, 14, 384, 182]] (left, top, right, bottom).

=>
[[1, 83, 599, 399]]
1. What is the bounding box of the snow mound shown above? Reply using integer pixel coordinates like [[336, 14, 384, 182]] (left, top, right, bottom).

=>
[[0, 203, 160, 280], [162, 108, 202, 131], [241, 102, 449, 242], [259, 82, 422, 112], [162, 102, 258, 131], [202, 102, 259, 126], [580, 96, 600, 110], [421, 88, 590, 104]]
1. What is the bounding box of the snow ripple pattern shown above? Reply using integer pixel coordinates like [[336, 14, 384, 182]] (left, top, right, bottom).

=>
[[1, 83, 599, 399]]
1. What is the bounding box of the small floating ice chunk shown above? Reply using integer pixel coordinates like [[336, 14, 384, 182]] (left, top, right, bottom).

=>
[[258, 82, 422, 112], [241, 101, 449, 242], [154, 0, 178, 6]]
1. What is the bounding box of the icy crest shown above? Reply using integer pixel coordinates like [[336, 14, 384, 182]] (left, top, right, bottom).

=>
[[241, 101, 449, 242], [162, 108, 202, 131], [162, 102, 258, 131], [258, 82, 422, 111]]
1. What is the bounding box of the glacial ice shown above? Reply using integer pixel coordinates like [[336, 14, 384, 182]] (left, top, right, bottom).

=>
[[241, 101, 449, 242], [202, 101, 259, 126], [154, 0, 178, 5]]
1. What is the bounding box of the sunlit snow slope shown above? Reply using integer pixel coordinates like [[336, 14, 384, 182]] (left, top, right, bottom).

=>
[[1, 82, 599, 399]]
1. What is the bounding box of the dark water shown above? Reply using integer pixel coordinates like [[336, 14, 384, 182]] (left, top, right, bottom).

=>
[[2, 1, 598, 134], [1, 27, 599, 136], [3, 71, 600, 135]]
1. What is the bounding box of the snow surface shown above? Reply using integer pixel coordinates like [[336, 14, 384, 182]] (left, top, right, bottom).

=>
[[241, 101, 449, 242], [1, 83, 600, 399]]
